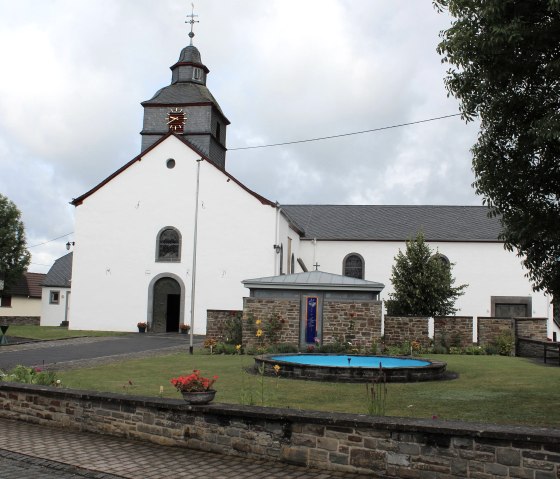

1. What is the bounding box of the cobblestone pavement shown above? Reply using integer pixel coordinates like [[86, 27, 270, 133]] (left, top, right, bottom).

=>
[[0, 418, 371, 479]]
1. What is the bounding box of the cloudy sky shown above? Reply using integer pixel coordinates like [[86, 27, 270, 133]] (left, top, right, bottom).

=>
[[0, 0, 480, 273]]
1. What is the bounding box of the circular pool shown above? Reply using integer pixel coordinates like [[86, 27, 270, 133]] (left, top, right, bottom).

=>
[[255, 353, 447, 382]]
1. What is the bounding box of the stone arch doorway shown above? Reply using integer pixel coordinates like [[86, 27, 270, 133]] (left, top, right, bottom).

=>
[[148, 274, 185, 333]]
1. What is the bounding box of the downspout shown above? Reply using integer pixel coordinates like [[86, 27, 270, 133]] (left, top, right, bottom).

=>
[[274, 202, 282, 276]]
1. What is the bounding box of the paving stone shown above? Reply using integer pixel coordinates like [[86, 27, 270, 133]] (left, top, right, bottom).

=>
[[0, 418, 371, 478]]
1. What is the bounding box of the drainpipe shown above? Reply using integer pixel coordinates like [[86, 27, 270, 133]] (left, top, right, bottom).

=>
[[189, 158, 203, 355], [274, 203, 282, 276]]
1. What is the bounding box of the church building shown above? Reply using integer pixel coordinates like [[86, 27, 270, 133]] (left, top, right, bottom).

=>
[[53, 17, 556, 339]]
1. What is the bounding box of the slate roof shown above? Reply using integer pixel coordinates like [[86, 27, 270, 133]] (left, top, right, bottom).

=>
[[3, 272, 45, 298], [243, 271, 385, 291], [43, 253, 73, 288], [141, 82, 226, 116], [280, 205, 502, 242]]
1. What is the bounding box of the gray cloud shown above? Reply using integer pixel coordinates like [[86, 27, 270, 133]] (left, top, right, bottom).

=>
[[0, 0, 480, 273]]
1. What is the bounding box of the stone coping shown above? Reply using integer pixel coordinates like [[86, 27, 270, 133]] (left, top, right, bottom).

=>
[[518, 337, 560, 345], [3, 382, 559, 444]]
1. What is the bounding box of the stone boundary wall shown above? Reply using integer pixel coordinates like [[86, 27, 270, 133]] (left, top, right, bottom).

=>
[[1, 383, 559, 478], [206, 310, 242, 343], [515, 317, 548, 341], [242, 297, 300, 348], [433, 316, 473, 347], [383, 317, 430, 347], [0, 316, 40, 326], [517, 338, 560, 361], [477, 317, 515, 346], [322, 301, 381, 347]]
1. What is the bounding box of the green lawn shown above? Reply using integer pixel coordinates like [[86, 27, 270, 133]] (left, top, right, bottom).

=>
[[58, 352, 560, 427], [6, 325, 129, 340]]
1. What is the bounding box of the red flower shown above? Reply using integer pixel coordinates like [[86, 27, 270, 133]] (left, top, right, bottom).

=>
[[170, 370, 217, 392]]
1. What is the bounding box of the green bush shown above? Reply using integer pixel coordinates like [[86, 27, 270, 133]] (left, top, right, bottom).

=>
[[448, 346, 463, 355], [464, 345, 485, 355], [222, 313, 243, 345], [214, 342, 238, 355], [1, 365, 59, 386], [430, 343, 448, 354], [494, 331, 515, 356], [266, 343, 299, 354], [484, 343, 499, 355]]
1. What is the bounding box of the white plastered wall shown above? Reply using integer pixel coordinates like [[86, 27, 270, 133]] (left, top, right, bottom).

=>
[[2, 296, 41, 317], [298, 239, 553, 337], [70, 136, 279, 333], [41, 287, 71, 326]]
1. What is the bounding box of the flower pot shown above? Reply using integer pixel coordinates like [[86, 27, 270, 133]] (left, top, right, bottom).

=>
[[180, 329, 189, 334], [180, 389, 216, 405], [138, 327, 146, 333]]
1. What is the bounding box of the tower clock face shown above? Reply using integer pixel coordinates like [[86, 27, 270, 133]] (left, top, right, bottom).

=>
[[167, 108, 186, 133]]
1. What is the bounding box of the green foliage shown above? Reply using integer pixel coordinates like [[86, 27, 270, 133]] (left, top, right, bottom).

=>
[[464, 345, 485, 355], [222, 312, 243, 345], [434, 0, 560, 300], [494, 331, 516, 356], [431, 343, 449, 354], [317, 336, 352, 353], [1, 365, 59, 386], [385, 232, 467, 316], [214, 342, 238, 355], [0, 194, 31, 290], [263, 310, 285, 345], [266, 343, 299, 354]]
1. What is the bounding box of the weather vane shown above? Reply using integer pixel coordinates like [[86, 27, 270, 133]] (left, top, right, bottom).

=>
[[186, 3, 199, 46]]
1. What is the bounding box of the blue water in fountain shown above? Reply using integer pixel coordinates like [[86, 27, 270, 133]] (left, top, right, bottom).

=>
[[270, 354, 430, 368]]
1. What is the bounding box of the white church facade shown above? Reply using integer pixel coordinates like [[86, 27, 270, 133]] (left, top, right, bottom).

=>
[[50, 28, 557, 338]]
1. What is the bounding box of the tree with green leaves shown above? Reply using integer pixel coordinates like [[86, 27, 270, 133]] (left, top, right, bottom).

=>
[[434, 0, 560, 301], [385, 233, 467, 316], [0, 194, 31, 291]]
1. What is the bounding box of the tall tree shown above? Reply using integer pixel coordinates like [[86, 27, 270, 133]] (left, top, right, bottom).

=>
[[0, 194, 31, 290], [434, 0, 560, 300], [386, 233, 467, 316]]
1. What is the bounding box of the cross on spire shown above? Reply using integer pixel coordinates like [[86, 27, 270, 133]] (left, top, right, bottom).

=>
[[186, 3, 199, 46]]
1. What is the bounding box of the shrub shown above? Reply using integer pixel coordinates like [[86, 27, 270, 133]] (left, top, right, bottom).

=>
[[431, 343, 448, 354], [266, 343, 299, 354], [464, 345, 485, 355], [2, 365, 59, 386], [214, 342, 238, 355], [494, 331, 515, 356], [222, 312, 242, 345], [448, 346, 463, 355]]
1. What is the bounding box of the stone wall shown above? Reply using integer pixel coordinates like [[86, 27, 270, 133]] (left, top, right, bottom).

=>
[[383, 317, 430, 347], [242, 297, 300, 349], [517, 338, 560, 362], [206, 310, 242, 343], [477, 317, 515, 346], [433, 316, 473, 347], [322, 301, 381, 347], [1, 383, 559, 478], [0, 316, 40, 326], [515, 317, 548, 341]]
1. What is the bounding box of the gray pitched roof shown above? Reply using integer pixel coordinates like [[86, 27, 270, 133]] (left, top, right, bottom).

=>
[[141, 83, 226, 116], [280, 205, 502, 242], [243, 271, 384, 291], [43, 252, 73, 288]]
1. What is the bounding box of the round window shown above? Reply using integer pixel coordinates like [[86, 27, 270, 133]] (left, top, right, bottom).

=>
[[166, 159, 176, 169]]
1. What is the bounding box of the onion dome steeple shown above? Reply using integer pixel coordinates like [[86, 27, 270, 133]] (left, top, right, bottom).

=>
[[140, 6, 229, 169]]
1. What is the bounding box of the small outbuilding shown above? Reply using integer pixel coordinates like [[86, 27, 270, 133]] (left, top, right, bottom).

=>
[[242, 271, 384, 350]]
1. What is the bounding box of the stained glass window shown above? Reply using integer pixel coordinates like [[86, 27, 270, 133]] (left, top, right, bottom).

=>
[[343, 254, 364, 279], [157, 228, 181, 262]]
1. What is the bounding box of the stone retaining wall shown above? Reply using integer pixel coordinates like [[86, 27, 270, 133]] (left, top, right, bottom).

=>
[[242, 298, 300, 349], [322, 301, 381, 347], [477, 317, 515, 346], [383, 317, 430, 347], [517, 338, 560, 362], [206, 310, 242, 343], [433, 316, 473, 347], [1, 383, 559, 478], [0, 316, 40, 326], [515, 317, 548, 341]]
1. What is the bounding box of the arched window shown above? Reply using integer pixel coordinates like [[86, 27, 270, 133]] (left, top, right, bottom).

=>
[[156, 227, 181, 262], [430, 253, 450, 268], [343, 253, 364, 279]]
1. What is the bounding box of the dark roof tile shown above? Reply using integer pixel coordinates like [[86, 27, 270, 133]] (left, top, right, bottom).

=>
[[43, 253, 73, 288]]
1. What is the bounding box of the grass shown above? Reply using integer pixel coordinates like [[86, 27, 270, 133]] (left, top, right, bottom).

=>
[[6, 325, 129, 340], [57, 352, 560, 427]]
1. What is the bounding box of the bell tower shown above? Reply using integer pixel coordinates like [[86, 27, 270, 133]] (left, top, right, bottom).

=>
[[140, 7, 229, 169]]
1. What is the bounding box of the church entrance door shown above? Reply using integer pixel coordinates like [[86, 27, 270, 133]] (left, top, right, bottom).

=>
[[152, 277, 181, 333], [166, 294, 180, 332]]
